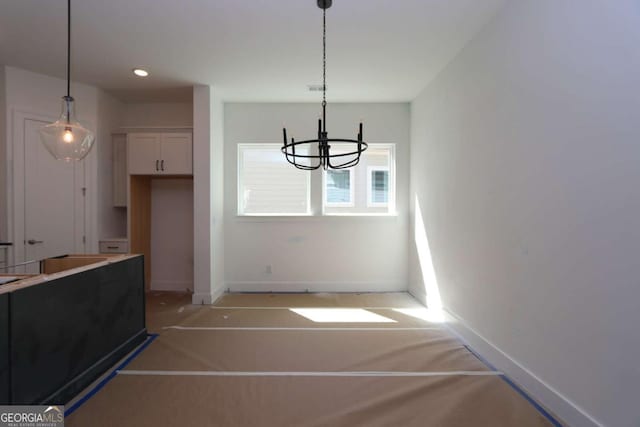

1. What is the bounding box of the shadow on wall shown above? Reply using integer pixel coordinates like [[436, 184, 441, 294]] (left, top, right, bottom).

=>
[[414, 194, 444, 322]]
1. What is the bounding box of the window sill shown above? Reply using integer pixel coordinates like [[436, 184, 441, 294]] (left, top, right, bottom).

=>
[[238, 213, 313, 217], [322, 212, 398, 217], [235, 213, 399, 222]]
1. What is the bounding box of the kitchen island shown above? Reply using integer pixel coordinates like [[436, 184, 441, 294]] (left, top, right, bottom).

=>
[[0, 254, 146, 405]]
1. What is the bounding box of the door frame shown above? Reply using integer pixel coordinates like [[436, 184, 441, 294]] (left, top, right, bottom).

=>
[[7, 108, 98, 268]]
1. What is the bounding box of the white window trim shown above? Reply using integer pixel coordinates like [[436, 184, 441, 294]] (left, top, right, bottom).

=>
[[367, 166, 390, 208], [237, 143, 311, 216], [323, 167, 355, 208]]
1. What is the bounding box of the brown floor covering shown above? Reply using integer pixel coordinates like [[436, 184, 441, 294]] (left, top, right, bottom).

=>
[[213, 292, 424, 308], [145, 291, 199, 333], [66, 292, 559, 427], [125, 329, 487, 373], [177, 306, 440, 328], [67, 375, 553, 427]]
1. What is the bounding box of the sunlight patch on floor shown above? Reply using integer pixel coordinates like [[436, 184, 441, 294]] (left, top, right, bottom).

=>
[[290, 308, 397, 323], [392, 307, 444, 323]]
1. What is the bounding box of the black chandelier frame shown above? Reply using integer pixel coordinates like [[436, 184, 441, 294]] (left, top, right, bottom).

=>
[[281, 0, 368, 171]]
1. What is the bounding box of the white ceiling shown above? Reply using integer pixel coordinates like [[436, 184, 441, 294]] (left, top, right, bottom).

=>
[[0, 0, 505, 102]]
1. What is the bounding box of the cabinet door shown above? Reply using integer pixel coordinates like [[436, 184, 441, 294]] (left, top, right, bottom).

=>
[[128, 134, 162, 175], [113, 134, 128, 206], [160, 133, 192, 175]]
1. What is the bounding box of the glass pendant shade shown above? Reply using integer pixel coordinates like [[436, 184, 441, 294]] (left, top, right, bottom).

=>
[[39, 96, 95, 161]]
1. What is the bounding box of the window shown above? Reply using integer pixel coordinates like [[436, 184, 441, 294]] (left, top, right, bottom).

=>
[[368, 167, 389, 207], [238, 144, 310, 215], [325, 169, 354, 207], [238, 143, 395, 217], [323, 144, 395, 215]]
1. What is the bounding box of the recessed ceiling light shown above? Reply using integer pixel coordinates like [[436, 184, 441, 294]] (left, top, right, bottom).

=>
[[132, 68, 149, 77]]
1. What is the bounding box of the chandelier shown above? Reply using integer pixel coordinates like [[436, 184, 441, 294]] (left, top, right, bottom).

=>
[[39, 0, 95, 161], [281, 0, 368, 170]]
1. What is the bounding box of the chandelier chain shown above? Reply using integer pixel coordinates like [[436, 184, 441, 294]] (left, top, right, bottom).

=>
[[322, 7, 326, 107], [280, 0, 368, 171]]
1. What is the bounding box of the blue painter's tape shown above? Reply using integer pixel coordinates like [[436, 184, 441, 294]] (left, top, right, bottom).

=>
[[463, 344, 499, 371], [463, 344, 563, 427], [64, 334, 159, 418]]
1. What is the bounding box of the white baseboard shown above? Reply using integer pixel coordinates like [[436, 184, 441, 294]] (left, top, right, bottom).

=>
[[440, 306, 603, 427], [191, 287, 225, 305], [225, 281, 406, 293], [150, 280, 193, 292]]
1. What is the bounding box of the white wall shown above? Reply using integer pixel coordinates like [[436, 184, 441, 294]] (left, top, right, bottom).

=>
[[3, 66, 100, 253], [151, 178, 194, 291], [409, 1, 640, 426], [122, 103, 193, 128], [225, 103, 409, 292], [211, 95, 225, 298], [192, 85, 214, 304], [96, 90, 126, 238]]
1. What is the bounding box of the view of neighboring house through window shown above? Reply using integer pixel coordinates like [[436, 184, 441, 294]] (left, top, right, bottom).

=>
[[323, 144, 395, 215], [238, 144, 310, 215], [368, 167, 389, 206], [325, 169, 354, 206]]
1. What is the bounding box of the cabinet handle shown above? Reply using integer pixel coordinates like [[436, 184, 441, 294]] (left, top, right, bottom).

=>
[[156, 160, 159, 171], [161, 160, 165, 171]]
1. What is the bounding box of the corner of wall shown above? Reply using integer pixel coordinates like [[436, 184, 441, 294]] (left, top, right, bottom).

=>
[[95, 90, 126, 242], [211, 95, 225, 297], [193, 85, 215, 301], [191, 286, 224, 306]]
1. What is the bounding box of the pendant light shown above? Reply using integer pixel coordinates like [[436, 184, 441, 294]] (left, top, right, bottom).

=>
[[39, 0, 95, 161], [281, 0, 368, 170]]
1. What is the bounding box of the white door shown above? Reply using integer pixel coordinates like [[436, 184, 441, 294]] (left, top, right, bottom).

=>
[[160, 133, 192, 174], [22, 118, 85, 272], [128, 133, 161, 174]]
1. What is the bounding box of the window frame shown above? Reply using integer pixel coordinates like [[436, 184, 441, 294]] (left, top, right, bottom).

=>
[[237, 143, 311, 216], [367, 166, 390, 208], [237, 142, 396, 218]]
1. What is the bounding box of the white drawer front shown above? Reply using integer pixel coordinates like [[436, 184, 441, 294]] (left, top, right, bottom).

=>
[[99, 240, 129, 254]]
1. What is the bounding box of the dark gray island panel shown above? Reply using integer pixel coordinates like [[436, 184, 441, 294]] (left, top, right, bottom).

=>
[[0, 254, 146, 405], [0, 293, 9, 404]]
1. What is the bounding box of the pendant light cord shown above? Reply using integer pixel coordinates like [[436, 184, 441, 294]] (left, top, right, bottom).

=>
[[66, 0, 71, 98]]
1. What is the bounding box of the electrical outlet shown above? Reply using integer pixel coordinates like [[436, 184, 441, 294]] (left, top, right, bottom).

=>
[[265, 265, 272, 274]]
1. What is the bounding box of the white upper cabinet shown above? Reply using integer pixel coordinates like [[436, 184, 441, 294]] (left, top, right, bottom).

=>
[[127, 133, 192, 175], [160, 133, 192, 174], [128, 133, 162, 174]]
